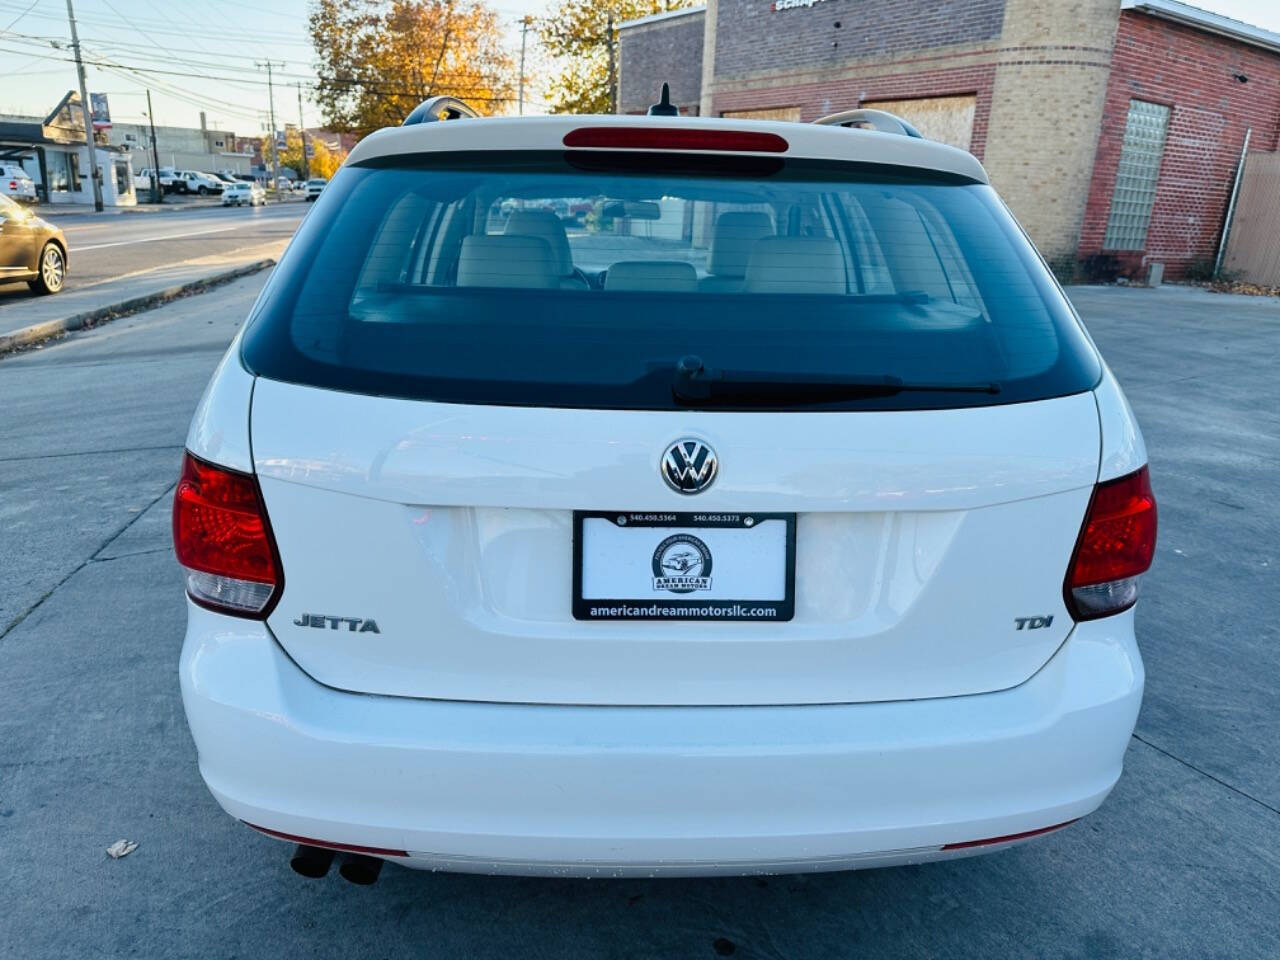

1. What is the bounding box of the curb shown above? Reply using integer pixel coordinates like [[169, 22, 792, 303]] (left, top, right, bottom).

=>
[[36, 202, 219, 217], [0, 259, 276, 356]]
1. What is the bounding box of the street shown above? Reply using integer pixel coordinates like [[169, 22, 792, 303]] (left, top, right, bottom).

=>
[[0, 203, 306, 307], [1, 277, 1278, 958]]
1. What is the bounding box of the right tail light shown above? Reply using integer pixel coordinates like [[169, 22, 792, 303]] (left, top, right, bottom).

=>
[[1066, 465, 1157, 620]]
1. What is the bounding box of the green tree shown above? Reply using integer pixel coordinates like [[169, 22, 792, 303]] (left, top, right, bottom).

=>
[[539, 0, 696, 114], [310, 0, 515, 134]]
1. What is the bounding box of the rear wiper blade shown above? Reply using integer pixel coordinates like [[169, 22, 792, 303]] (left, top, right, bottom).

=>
[[671, 355, 1000, 405]]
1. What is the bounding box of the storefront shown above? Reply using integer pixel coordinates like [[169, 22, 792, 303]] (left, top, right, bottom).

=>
[[619, 0, 1280, 277], [0, 92, 136, 207]]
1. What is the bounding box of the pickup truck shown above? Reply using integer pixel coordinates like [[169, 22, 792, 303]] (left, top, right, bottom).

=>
[[134, 167, 180, 194], [173, 170, 224, 195]]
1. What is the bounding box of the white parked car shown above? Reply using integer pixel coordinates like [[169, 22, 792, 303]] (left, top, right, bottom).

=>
[[221, 181, 265, 206], [304, 177, 327, 201], [175, 106, 1156, 883], [0, 163, 37, 203]]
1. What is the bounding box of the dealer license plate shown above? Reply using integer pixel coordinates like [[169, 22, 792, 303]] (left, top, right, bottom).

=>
[[573, 512, 796, 621]]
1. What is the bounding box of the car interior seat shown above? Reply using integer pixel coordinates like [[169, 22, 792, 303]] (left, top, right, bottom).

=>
[[698, 211, 775, 292]]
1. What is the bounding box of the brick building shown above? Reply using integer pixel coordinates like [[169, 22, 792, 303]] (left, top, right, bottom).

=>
[[618, 0, 1280, 278]]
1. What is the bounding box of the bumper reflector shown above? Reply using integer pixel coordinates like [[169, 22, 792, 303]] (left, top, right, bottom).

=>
[[941, 818, 1079, 851], [242, 822, 409, 858]]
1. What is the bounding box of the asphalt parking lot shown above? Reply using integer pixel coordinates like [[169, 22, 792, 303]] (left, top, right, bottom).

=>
[[1, 278, 1277, 958]]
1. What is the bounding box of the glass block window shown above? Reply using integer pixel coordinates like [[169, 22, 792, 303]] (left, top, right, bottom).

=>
[[1103, 100, 1170, 251]]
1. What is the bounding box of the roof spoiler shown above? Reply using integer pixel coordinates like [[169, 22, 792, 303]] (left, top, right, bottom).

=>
[[813, 108, 923, 139], [402, 96, 479, 125]]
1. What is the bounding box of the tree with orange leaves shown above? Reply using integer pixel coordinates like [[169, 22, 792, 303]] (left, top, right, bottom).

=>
[[310, 0, 515, 134]]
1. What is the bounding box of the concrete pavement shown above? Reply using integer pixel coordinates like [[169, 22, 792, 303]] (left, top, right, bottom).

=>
[[0, 278, 1277, 958]]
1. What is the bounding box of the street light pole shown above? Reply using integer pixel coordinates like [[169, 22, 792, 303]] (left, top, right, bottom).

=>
[[256, 60, 283, 193], [64, 0, 104, 211]]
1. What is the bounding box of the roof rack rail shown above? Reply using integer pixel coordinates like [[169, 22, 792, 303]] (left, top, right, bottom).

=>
[[813, 108, 923, 139], [402, 96, 479, 126]]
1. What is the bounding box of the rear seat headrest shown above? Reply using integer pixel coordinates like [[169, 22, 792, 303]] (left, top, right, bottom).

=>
[[456, 235, 558, 288], [744, 236, 847, 295], [504, 209, 574, 277], [604, 260, 698, 292], [707, 211, 774, 278]]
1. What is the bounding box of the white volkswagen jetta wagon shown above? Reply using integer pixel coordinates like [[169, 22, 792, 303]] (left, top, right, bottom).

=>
[[175, 99, 1156, 883]]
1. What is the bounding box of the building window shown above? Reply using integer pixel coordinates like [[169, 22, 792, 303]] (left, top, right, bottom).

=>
[[861, 96, 976, 152], [1103, 99, 1170, 251], [114, 159, 131, 197], [47, 152, 71, 192]]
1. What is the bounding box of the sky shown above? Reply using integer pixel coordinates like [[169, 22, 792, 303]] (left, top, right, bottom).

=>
[[2, 0, 1279, 134], [0, 0, 550, 132]]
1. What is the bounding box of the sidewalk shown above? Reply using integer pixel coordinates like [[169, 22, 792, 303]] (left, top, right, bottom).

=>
[[0, 238, 287, 353]]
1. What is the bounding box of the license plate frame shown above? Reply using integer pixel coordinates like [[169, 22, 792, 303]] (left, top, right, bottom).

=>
[[572, 511, 796, 621]]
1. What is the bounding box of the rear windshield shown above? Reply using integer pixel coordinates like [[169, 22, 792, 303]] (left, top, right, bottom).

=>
[[241, 151, 1099, 411]]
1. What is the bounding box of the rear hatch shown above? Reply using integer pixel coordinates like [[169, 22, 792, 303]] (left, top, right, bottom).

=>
[[241, 135, 1104, 706]]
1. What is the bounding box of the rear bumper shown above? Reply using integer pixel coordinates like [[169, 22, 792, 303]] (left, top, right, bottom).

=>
[[180, 604, 1143, 877]]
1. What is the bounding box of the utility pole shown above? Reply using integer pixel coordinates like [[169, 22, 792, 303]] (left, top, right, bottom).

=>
[[518, 15, 533, 115], [145, 88, 162, 204], [296, 83, 309, 181], [64, 0, 103, 211], [606, 11, 617, 114], [256, 60, 283, 193]]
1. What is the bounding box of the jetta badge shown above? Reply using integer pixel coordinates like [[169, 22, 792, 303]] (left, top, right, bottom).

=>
[[661, 438, 718, 494], [293, 613, 380, 633]]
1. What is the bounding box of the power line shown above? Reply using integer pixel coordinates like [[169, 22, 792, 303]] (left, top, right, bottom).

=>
[[134, 0, 219, 58], [2, 0, 42, 31], [0, 0, 312, 43], [94, 60, 263, 121], [0, 41, 537, 104], [181, 0, 299, 22], [2, 33, 513, 88]]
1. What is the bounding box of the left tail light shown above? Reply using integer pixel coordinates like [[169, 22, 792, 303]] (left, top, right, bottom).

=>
[[172, 451, 281, 617]]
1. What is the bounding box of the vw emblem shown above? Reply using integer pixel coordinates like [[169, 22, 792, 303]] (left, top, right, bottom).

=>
[[661, 438, 718, 494]]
